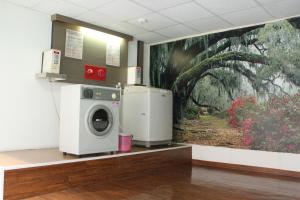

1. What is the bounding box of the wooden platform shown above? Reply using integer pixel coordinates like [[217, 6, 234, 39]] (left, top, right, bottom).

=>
[[0, 146, 181, 167], [0, 145, 191, 200]]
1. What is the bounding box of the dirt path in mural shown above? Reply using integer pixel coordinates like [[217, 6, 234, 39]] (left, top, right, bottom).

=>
[[174, 115, 246, 148]]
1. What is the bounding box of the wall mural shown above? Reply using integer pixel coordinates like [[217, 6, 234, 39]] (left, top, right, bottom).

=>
[[150, 16, 300, 154]]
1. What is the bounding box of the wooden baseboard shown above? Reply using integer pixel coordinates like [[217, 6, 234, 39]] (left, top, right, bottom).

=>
[[193, 159, 300, 179]]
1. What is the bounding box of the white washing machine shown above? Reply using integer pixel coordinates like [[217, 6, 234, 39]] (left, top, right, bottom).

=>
[[59, 84, 120, 155], [122, 86, 173, 147]]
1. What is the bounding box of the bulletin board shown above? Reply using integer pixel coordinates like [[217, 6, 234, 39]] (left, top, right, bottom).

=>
[[51, 15, 133, 87]]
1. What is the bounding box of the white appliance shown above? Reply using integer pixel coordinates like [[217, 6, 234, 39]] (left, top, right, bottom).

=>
[[42, 49, 61, 74], [122, 86, 173, 147], [60, 84, 120, 155], [127, 66, 142, 85]]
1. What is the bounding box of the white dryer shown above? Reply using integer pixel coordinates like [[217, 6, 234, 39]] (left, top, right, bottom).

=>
[[59, 84, 120, 155]]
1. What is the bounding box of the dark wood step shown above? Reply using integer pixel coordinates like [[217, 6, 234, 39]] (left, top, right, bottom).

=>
[[4, 146, 191, 200]]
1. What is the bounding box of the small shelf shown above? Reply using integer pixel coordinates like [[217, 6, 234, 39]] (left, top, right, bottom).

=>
[[36, 73, 67, 81]]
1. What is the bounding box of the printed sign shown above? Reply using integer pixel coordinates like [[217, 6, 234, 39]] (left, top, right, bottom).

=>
[[65, 29, 83, 60]]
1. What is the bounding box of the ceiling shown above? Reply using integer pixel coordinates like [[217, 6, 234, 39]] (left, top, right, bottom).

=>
[[5, 0, 300, 44]]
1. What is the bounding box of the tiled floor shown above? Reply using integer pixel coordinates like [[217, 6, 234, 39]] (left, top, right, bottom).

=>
[[24, 166, 300, 200]]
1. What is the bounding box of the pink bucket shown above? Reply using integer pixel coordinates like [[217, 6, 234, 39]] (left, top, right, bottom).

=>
[[118, 134, 132, 152]]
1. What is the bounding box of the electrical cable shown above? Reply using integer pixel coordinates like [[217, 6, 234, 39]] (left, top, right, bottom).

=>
[[49, 81, 60, 121]]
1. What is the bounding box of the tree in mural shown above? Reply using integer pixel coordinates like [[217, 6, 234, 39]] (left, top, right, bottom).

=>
[[150, 17, 300, 121]]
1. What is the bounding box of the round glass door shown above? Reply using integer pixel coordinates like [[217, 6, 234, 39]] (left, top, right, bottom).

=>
[[88, 105, 113, 137]]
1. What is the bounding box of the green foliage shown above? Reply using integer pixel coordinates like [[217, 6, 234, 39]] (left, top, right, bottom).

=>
[[150, 16, 300, 122], [207, 107, 214, 114], [213, 110, 228, 119], [192, 77, 231, 111], [257, 20, 300, 87], [183, 105, 199, 120]]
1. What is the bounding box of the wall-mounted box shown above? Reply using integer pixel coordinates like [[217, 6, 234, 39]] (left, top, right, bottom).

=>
[[127, 66, 142, 85], [41, 49, 61, 74]]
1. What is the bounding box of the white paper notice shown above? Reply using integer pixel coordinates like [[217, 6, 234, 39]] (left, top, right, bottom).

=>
[[106, 43, 120, 67], [65, 29, 83, 60]]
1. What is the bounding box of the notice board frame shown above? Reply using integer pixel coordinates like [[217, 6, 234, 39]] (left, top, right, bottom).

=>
[[51, 14, 133, 87]]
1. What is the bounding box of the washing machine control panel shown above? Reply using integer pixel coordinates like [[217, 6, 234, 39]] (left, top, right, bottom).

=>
[[83, 88, 94, 99], [81, 87, 120, 101]]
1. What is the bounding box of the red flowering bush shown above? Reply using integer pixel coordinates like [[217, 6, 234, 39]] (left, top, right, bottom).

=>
[[227, 96, 257, 128], [241, 118, 254, 146], [229, 93, 300, 153], [248, 94, 300, 153]]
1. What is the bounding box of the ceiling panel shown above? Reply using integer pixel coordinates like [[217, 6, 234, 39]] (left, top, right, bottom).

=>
[[186, 16, 232, 33], [255, 0, 282, 5], [65, 0, 114, 9], [221, 7, 273, 26], [160, 2, 213, 23], [128, 13, 177, 31], [32, 0, 87, 17], [76, 11, 121, 28], [196, 0, 258, 15], [109, 22, 148, 35], [264, 3, 300, 18], [156, 24, 198, 38], [95, 0, 151, 21], [263, 0, 300, 18], [135, 32, 169, 43], [131, 0, 192, 11], [4, 0, 300, 43], [276, 0, 300, 9], [5, 0, 41, 8]]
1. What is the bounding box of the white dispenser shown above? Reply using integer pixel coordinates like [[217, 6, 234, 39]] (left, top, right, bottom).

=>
[[42, 49, 61, 74], [127, 66, 142, 85]]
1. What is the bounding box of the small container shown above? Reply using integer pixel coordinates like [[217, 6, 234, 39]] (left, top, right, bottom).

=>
[[118, 134, 132, 152]]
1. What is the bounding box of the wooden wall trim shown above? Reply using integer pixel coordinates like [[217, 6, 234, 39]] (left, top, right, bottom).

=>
[[4, 147, 191, 200], [51, 14, 133, 41], [193, 159, 300, 179]]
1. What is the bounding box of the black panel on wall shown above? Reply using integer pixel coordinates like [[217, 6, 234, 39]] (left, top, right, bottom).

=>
[[137, 40, 144, 84], [51, 15, 132, 87]]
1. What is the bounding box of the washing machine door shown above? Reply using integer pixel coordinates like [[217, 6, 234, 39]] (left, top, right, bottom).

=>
[[88, 105, 113, 137]]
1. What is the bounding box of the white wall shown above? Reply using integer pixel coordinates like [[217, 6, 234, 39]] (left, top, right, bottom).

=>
[[192, 145, 300, 172], [0, 167, 3, 200], [0, 2, 141, 152], [0, 1, 66, 151]]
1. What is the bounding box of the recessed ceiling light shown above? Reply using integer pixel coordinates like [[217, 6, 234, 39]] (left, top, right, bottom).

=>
[[138, 18, 148, 24]]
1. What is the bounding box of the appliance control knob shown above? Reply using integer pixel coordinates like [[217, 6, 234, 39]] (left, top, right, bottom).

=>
[[112, 93, 117, 99], [83, 88, 93, 99]]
